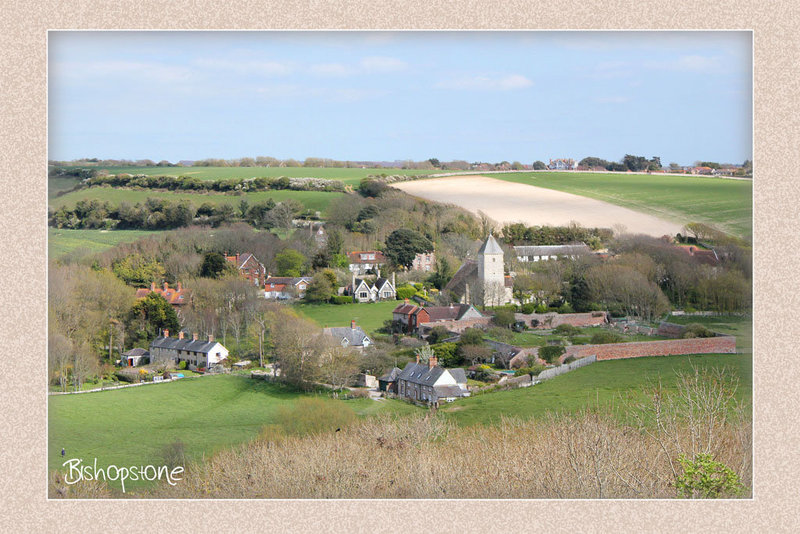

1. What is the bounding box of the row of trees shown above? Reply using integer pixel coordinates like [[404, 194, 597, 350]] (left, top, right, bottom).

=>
[[578, 155, 662, 172], [501, 222, 612, 248]]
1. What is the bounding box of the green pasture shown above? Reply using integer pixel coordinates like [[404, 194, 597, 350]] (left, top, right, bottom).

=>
[[665, 314, 752, 353], [49, 187, 344, 216], [51, 166, 451, 186], [48, 374, 418, 491], [442, 352, 752, 426], [489, 172, 752, 240], [48, 228, 160, 258], [293, 300, 399, 335]]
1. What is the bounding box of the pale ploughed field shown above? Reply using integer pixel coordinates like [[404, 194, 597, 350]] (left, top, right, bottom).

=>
[[394, 175, 685, 236]]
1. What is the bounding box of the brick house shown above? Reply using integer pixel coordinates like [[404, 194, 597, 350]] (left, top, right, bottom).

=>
[[135, 282, 190, 308], [411, 251, 436, 272], [347, 251, 387, 275], [391, 301, 484, 334], [225, 253, 267, 286]]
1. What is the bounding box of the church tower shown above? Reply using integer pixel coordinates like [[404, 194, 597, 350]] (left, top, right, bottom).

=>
[[477, 234, 507, 306]]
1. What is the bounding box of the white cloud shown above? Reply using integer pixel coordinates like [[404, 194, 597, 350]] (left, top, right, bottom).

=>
[[435, 74, 533, 91], [644, 55, 721, 72], [360, 56, 408, 73], [309, 62, 352, 77]]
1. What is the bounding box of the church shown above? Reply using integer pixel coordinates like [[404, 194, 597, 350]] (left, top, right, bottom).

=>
[[444, 234, 514, 306]]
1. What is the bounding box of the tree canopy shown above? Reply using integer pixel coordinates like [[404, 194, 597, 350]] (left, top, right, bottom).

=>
[[384, 229, 434, 269]]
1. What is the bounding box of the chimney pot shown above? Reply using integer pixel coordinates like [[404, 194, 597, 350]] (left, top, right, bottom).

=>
[[150, 282, 156, 291], [164, 329, 169, 338], [416, 354, 420, 364], [192, 332, 198, 341], [404, 298, 409, 304], [351, 320, 356, 330], [208, 334, 214, 343], [163, 282, 169, 291], [178, 331, 184, 340], [429, 356, 437, 370], [177, 281, 182, 291]]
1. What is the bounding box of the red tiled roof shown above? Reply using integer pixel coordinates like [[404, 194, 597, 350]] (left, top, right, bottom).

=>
[[393, 303, 419, 315], [347, 251, 386, 264], [137, 282, 189, 306]]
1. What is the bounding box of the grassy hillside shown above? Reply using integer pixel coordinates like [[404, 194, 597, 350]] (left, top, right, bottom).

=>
[[489, 172, 752, 240], [52, 166, 452, 186], [442, 353, 751, 427], [48, 228, 161, 258], [48, 374, 419, 491], [293, 300, 399, 335]]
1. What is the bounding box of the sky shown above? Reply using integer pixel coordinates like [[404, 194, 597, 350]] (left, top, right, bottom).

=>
[[48, 31, 752, 166]]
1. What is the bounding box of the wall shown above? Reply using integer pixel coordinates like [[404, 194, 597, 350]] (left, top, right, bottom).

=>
[[419, 316, 492, 334], [514, 311, 608, 329], [561, 335, 736, 362], [536, 354, 597, 381]]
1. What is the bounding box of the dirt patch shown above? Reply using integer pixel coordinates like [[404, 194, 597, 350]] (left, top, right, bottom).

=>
[[394, 175, 684, 237]]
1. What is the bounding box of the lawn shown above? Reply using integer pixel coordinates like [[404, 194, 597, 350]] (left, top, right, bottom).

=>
[[665, 314, 752, 353], [293, 300, 399, 335], [485, 326, 670, 348], [48, 374, 419, 491], [49, 187, 344, 216], [52, 166, 454, 186], [490, 172, 752, 240], [441, 352, 752, 427], [48, 228, 160, 258]]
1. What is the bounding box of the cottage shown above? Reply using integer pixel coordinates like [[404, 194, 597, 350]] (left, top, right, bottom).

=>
[[149, 330, 229, 369], [378, 367, 402, 393], [347, 250, 387, 275], [411, 251, 436, 272], [396, 356, 469, 403], [135, 282, 190, 308], [348, 272, 396, 303], [548, 158, 577, 170], [122, 348, 149, 367], [225, 253, 267, 286], [264, 276, 313, 300], [323, 321, 372, 349]]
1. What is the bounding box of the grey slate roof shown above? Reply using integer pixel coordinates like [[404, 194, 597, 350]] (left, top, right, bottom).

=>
[[323, 326, 371, 347], [398, 362, 446, 387], [150, 336, 221, 354], [434, 384, 468, 399], [122, 348, 149, 357], [478, 234, 504, 255], [379, 367, 402, 382], [448, 368, 467, 385]]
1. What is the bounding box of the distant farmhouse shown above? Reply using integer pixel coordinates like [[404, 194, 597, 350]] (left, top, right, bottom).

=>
[[135, 282, 189, 308], [397, 355, 469, 404], [347, 250, 387, 275], [149, 330, 228, 369], [225, 252, 267, 286], [446, 235, 513, 306], [264, 276, 313, 300], [323, 321, 372, 349], [548, 158, 577, 170], [392, 301, 484, 334], [514, 243, 591, 262], [347, 272, 396, 303]]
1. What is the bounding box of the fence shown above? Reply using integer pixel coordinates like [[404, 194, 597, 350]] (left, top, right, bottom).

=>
[[535, 355, 597, 382]]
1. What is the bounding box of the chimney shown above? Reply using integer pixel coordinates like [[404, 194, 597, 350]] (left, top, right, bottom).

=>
[[163, 329, 169, 338], [392, 272, 396, 288], [416, 354, 420, 364], [404, 298, 409, 304], [208, 334, 214, 343], [351, 320, 356, 330], [376, 267, 381, 278], [150, 281, 156, 291], [178, 331, 184, 340], [192, 332, 198, 341], [163, 282, 169, 291], [177, 281, 182, 291], [429, 355, 437, 370]]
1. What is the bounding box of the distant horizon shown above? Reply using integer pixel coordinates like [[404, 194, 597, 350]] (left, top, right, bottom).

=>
[[49, 31, 753, 166]]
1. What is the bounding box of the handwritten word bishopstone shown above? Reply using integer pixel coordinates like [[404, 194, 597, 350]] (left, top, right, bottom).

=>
[[62, 458, 184, 493]]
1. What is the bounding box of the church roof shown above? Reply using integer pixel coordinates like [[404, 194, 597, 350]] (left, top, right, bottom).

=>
[[478, 234, 504, 255]]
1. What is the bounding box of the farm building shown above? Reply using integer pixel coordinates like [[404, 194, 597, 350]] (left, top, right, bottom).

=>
[[121, 348, 149, 367], [396, 356, 469, 403], [378, 367, 402, 393], [514, 243, 592, 262], [149, 330, 228, 369]]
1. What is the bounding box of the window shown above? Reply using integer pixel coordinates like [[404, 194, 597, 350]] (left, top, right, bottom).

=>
[[360, 292, 368, 298]]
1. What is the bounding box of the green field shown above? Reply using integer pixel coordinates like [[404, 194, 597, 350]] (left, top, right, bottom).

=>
[[666, 314, 752, 353], [442, 353, 752, 426], [52, 166, 452, 186], [293, 300, 399, 335], [49, 228, 161, 258], [486, 326, 670, 348], [50, 187, 344, 216], [48, 374, 419, 491], [489, 172, 752, 240]]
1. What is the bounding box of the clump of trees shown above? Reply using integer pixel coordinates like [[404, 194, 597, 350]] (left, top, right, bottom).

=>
[[501, 222, 612, 248]]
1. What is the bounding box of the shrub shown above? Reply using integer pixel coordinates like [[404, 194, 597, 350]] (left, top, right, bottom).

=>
[[396, 285, 417, 300], [431, 342, 460, 367], [276, 397, 356, 436], [330, 295, 353, 305], [178, 361, 187, 370], [539, 345, 565, 364], [161, 440, 187, 471], [520, 303, 536, 314], [514, 364, 547, 377], [590, 331, 624, 344], [345, 388, 370, 399], [563, 356, 576, 364], [558, 302, 574, 313], [493, 308, 516, 328], [675, 453, 747, 498], [682, 323, 715, 339], [553, 324, 580, 336], [458, 327, 484, 347]]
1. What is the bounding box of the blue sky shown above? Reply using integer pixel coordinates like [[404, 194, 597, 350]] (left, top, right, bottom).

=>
[[48, 31, 752, 166]]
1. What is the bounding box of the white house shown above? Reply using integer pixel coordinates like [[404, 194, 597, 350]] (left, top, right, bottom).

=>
[[514, 243, 591, 262], [348, 272, 396, 303], [347, 250, 387, 275], [323, 321, 372, 349], [149, 330, 229, 369], [264, 276, 313, 300]]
